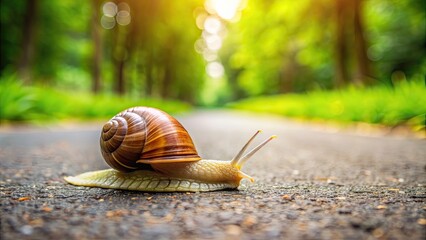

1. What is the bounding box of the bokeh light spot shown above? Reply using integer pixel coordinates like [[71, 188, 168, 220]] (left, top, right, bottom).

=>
[[103, 2, 117, 17], [101, 15, 116, 29], [203, 49, 218, 62], [206, 61, 224, 78], [117, 2, 130, 12], [194, 39, 207, 54], [116, 10, 131, 26], [196, 13, 208, 30], [203, 33, 222, 51], [204, 16, 222, 34]]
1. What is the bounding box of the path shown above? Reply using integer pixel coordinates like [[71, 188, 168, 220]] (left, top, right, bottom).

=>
[[1, 110, 425, 239]]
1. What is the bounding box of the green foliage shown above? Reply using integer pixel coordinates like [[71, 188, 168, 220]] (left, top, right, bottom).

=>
[[365, 0, 426, 81], [0, 76, 191, 123], [228, 78, 426, 129], [34, 0, 91, 80], [0, 0, 205, 101], [220, 0, 335, 97], [219, 0, 425, 99], [1, 0, 425, 123], [0, 75, 35, 121]]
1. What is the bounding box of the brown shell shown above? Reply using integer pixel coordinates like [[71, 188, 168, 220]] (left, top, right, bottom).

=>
[[100, 107, 201, 172]]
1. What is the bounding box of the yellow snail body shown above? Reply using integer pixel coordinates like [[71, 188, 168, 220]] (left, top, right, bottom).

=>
[[64, 107, 275, 192]]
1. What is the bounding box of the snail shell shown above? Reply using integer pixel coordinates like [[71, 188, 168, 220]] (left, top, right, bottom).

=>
[[100, 107, 201, 172]]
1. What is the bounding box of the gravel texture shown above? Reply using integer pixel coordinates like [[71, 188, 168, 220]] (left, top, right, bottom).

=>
[[1, 110, 425, 240]]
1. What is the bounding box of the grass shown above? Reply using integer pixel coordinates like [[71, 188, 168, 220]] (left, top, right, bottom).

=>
[[227, 79, 426, 131], [0, 76, 191, 123], [2, 74, 425, 132]]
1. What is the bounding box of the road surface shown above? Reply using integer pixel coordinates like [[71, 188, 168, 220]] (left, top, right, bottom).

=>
[[1, 110, 425, 239]]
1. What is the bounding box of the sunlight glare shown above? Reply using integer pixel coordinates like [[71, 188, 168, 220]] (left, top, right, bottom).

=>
[[195, 0, 247, 80], [205, 0, 244, 21]]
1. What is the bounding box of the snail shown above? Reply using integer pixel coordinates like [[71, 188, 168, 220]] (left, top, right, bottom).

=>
[[64, 106, 275, 192]]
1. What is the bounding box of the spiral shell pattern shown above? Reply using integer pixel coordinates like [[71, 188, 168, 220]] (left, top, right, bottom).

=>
[[100, 107, 201, 172]]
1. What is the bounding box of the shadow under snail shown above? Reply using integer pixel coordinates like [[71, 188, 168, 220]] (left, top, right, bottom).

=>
[[64, 106, 276, 192]]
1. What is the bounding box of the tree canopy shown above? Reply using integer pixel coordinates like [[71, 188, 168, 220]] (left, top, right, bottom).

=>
[[1, 0, 424, 106]]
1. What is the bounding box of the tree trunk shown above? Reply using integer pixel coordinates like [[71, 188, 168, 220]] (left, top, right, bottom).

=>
[[145, 50, 154, 97], [18, 0, 38, 84], [334, 0, 350, 88], [279, 51, 297, 93], [116, 60, 125, 95], [91, 0, 102, 93], [160, 37, 175, 99], [161, 55, 172, 99], [353, 0, 373, 85], [227, 68, 245, 100], [112, 26, 128, 95]]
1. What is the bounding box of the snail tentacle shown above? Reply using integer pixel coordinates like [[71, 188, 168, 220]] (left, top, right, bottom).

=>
[[230, 130, 262, 166], [230, 130, 277, 169], [236, 135, 277, 168]]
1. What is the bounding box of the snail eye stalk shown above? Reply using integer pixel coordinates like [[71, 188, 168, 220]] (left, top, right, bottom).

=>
[[236, 135, 276, 168], [230, 130, 262, 166], [231, 130, 276, 168]]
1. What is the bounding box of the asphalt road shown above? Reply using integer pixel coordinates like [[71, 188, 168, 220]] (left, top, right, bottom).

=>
[[1, 110, 425, 240]]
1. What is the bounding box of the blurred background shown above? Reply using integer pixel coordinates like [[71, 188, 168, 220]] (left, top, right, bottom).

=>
[[0, 0, 425, 130]]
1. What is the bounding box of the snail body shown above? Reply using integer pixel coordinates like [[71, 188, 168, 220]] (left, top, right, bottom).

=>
[[64, 107, 275, 192]]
